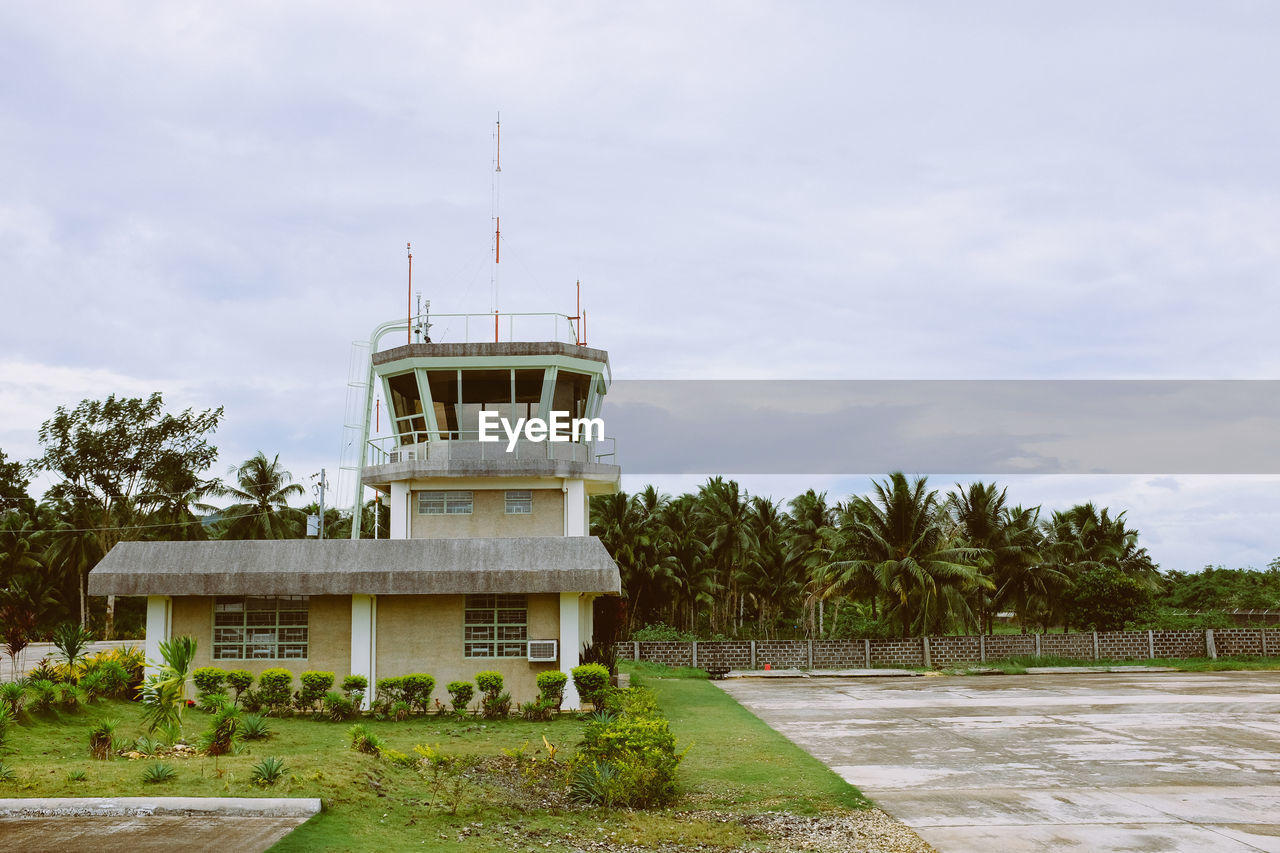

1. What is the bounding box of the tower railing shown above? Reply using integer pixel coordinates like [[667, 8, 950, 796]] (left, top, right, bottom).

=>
[[385, 312, 583, 350], [364, 432, 617, 467]]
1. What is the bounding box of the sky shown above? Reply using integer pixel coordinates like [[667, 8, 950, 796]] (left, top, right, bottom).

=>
[[2, 2, 1279, 572]]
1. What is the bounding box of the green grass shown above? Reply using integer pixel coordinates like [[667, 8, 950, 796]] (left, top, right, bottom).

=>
[[0, 680, 868, 852]]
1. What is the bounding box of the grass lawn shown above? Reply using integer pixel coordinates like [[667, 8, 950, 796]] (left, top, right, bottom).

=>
[[0, 673, 868, 852]]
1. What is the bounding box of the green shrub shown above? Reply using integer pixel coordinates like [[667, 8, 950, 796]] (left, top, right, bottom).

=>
[[298, 671, 335, 710], [199, 704, 242, 756], [536, 670, 568, 710], [240, 714, 272, 741], [251, 756, 287, 785], [601, 686, 660, 718], [77, 669, 107, 703], [630, 622, 697, 642], [0, 681, 26, 716], [567, 714, 682, 808], [0, 707, 12, 749], [142, 762, 178, 784], [192, 666, 227, 696], [341, 674, 368, 704], [197, 690, 230, 714], [66, 769, 87, 783], [0, 762, 14, 783], [474, 671, 504, 696], [390, 699, 411, 721], [518, 699, 554, 721], [87, 660, 129, 699], [225, 669, 253, 701], [257, 668, 294, 714], [321, 690, 356, 722], [28, 679, 57, 714], [375, 676, 405, 707], [400, 674, 435, 714], [446, 681, 474, 715], [348, 723, 384, 756], [27, 657, 59, 683], [57, 683, 86, 712], [571, 663, 610, 708], [239, 688, 264, 713], [88, 718, 118, 760]]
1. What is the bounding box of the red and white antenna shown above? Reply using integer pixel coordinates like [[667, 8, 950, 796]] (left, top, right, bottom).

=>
[[406, 242, 413, 345], [491, 113, 502, 341]]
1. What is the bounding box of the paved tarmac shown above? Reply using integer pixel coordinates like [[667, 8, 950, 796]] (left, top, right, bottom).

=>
[[718, 670, 1280, 852]]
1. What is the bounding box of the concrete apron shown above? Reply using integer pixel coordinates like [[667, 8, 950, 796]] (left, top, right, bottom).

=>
[[717, 670, 1280, 853], [0, 797, 320, 853]]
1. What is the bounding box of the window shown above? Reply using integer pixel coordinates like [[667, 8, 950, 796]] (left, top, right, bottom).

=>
[[505, 490, 532, 514], [213, 596, 309, 660], [418, 490, 473, 515], [464, 594, 527, 658]]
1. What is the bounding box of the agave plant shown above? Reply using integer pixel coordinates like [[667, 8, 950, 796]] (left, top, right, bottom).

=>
[[251, 756, 287, 786], [88, 718, 118, 760], [240, 714, 272, 741], [141, 762, 177, 784]]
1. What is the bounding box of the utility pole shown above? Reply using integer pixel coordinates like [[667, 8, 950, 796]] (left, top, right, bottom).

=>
[[312, 469, 328, 540]]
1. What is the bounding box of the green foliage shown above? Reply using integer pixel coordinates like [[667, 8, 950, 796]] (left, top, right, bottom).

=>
[[474, 671, 504, 696], [375, 676, 405, 706], [400, 673, 435, 714], [536, 670, 567, 709], [1157, 565, 1280, 612], [52, 623, 94, 676], [567, 711, 683, 808], [251, 755, 287, 785], [197, 689, 230, 713], [141, 762, 178, 784], [214, 451, 305, 540], [0, 762, 14, 783], [65, 769, 87, 783], [348, 723, 384, 756], [0, 706, 12, 748], [192, 666, 227, 696], [518, 699, 555, 721], [57, 682, 86, 712], [88, 718, 118, 760], [240, 714, 272, 741], [630, 622, 698, 642], [200, 704, 243, 756], [225, 669, 254, 700], [0, 681, 25, 716], [257, 667, 294, 713], [84, 660, 129, 699], [571, 663, 610, 707], [474, 671, 509, 719], [298, 671, 335, 709], [340, 674, 368, 703], [1065, 565, 1156, 631], [28, 679, 57, 713], [446, 681, 474, 715], [140, 634, 198, 737], [321, 691, 356, 722]]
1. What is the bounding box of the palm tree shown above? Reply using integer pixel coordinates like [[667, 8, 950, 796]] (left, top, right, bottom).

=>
[[824, 473, 988, 636], [43, 498, 105, 628], [660, 495, 714, 633], [696, 477, 755, 634], [214, 453, 305, 540], [741, 497, 803, 639], [591, 491, 674, 632]]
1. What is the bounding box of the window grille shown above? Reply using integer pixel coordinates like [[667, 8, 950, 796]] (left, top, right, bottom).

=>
[[418, 490, 473, 515], [505, 490, 533, 514], [213, 596, 309, 660], [464, 593, 527, 658]]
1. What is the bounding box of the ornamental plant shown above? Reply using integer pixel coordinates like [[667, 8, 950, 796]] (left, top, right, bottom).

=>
[[571, 663, 610, 708], [298, 671, 335, 710], [536, 670, 568, 711], [192, 667, 227, 697], [256, 668, 294, 715], [446, 680, 474, 715], [341, 674, 368, 706], [225, 670, 254, 702], [474, 671, 511, 719], [400, 674, 436, 714]]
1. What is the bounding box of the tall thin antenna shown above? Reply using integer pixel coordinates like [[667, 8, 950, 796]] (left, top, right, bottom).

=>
[[491, 113, 502, 341], [406, 242, 413, 345]]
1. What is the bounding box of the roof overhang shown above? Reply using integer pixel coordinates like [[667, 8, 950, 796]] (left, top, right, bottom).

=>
[[88, 537, 622, 597]]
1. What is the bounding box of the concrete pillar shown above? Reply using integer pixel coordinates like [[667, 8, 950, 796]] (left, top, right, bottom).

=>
[[563, 479, 586, 536], [807, 639, 814, 670], [979, 634, 986, 663], [1262, 630, 1269, 657], [1034, 634, 1042, 658], [350, 594, 377, 709], [390, 481, 410, 540], [691, 641, 698, 669], [1092, 631, 1100, 661], [633, 640, 640, 662], [864, 638, 871, 668], [143, 596, 171, 677], [922, 636, 932, 669], [560, 592, 582, 709], [1205, 629, 1217, 660], [1147, 630, 1155, 660], [750, 640, 756, 670]]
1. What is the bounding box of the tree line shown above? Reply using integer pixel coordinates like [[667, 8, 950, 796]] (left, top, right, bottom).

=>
[[590, 474, 1275, 641], [0, 393, 387, 641]]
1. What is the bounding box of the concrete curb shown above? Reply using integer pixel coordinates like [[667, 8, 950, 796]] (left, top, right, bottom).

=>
[[723, 665, 1182, 679], [0, 797, 322, 818]]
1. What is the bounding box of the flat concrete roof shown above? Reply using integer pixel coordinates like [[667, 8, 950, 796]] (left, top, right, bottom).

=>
[[88, 537, 621, 597]]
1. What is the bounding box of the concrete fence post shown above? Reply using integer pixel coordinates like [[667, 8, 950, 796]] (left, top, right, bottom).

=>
[[864, 638, 871, 668], [807, 639, 814, 670], [750, 640, 757, 670], [1262, 630, 1269, 658], [1034, 634, 1042, 658], [1205, 629, 1217, 660], [633, 641, 640, 661], [1147, 630, 1155, 660], [691, 641, 698, 669], [922, 636, 932, 669], [1092, 631, 1099, 661], [980, 634, 986, 663]]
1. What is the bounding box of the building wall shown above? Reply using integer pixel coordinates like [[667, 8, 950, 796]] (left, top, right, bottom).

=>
[[170, 594, 352, 680], [374, 592, 560, 704], [410, 488, 564, 539]]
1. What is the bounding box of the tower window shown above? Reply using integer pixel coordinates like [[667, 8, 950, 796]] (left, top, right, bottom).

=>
[[212, 596, 309, 660], [418, 490, 473, 515], [505, 490, 533, 514], [464, 594, 528, 657]]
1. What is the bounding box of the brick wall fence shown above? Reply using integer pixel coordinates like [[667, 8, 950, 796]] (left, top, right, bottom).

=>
[[615, 628, 1280, 671]]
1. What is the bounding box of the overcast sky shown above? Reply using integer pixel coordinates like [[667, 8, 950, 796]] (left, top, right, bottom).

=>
[[3, 3, 1279, 572]]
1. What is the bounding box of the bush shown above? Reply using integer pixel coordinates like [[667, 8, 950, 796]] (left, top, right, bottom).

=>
[[571, 663, 611, 708], [298, 671, 335, 710], [86, 660, 129, 699], [0, 681, 26, 716], [0, 706, 11, 749], [88, 718, 118, 760], [28, 679, 57, 714], [251, 755, 287, 785], [375, 676, 405, 707], [0, 762, 14, 783], [474, 671, 504, 696], [348, 723, 384, 756], [200, 704, 242, 756], [536, 670, 568, 710], [197, 690, 230, 714], [58, 682, 86, 712], [257, 668, 294, 714], [321, 690, 356, 722], [240, 714, 272, 741], [341, 674, 368, 704], [400, 674, 435, 714], [567, 714, 683, 808], [142, 762, 177, 784], [630, 622, 697, 642], [446, 681, 474, 715], [519, 699, 555, 721], [225, 669, 254, 701], [475, 670, 509, 719], [192, 667, 227, 697]]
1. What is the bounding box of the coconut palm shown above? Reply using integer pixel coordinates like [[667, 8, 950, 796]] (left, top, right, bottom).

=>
[[214, 452, 305, 540]]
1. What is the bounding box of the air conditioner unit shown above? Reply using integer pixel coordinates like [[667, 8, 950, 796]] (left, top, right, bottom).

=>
[[388, 450, 416, 463], [527, 639, 558, 662]]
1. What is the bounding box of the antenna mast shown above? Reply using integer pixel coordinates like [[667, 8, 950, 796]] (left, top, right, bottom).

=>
[[406, 242, 413, 345]]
